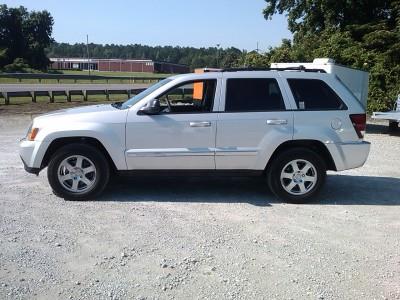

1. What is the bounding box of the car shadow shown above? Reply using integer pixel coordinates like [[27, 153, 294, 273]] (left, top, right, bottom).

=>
[[367, 123, 400, 137], [100, 176, 274, 207], [97, 174, 400, 206]]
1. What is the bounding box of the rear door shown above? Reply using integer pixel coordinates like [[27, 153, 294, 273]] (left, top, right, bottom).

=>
[[215, 73, 294, 170]]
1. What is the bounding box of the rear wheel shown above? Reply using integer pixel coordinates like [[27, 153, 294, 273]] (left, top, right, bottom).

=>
[[267, 148, 326, 203], [47, 144, 110, 200]]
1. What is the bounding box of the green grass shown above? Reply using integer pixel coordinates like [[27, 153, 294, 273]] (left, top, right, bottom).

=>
[[0, 94, 130, 105], [0, 70, 172, 84]]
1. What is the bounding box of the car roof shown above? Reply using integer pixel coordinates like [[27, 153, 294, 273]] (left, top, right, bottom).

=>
[[168, 70, 333, 80]]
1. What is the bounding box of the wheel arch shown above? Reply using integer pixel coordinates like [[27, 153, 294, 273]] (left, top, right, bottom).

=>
[[265, 139, 337, 172], [41, 137, 118, 172]]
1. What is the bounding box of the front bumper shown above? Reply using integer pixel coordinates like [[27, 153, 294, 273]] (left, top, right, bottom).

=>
[[20, 155, 40, 175], [326, 141, 371, 171], [19, 139, 49, 174]]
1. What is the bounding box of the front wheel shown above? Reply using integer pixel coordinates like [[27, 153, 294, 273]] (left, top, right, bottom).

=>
[[47, 144, 110, 201], [267, 148, 326, 203]]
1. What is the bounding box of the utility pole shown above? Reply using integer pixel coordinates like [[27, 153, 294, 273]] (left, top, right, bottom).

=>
[[86, 34, 91, 76], [216, 44, 221, 68]]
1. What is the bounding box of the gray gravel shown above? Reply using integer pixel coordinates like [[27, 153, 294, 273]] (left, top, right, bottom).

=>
[[0, 114, 399, 300]]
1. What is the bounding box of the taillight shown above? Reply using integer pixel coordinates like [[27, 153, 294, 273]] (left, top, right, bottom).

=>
[[349, 114, 366, 139]]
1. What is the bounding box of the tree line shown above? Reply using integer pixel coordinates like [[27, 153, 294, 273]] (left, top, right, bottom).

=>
[[47, 42, 244, 69]]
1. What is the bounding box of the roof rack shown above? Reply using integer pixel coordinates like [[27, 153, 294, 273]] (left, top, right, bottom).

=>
[[220, 66, 326, 73]]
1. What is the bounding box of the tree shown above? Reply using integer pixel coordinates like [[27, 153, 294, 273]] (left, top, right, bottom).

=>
[[263, 0, 396, 37], [263, 0, 400, 112], [0, 4, 53, 71]]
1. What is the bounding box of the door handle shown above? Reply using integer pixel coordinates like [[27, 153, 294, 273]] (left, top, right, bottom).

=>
[[190, 121, 212, 127], [266, 119, 288, 125]]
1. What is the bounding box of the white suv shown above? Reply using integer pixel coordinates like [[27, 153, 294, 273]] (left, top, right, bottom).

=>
[[20, 69, 370, 203]]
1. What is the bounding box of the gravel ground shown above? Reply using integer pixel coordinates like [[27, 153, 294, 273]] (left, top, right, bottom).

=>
[[0, 113, 399, 300]]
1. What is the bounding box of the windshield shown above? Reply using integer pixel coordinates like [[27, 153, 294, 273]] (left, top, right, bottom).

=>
[[121, 78, 172, 109]]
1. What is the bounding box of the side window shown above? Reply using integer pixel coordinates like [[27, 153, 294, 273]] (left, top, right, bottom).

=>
[[287, 79, 347, 110], [225, 78, 285, 112], [158, 80, 216, 113]]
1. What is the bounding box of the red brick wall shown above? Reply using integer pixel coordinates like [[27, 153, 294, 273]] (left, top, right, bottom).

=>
[[50, 59, 168, 73], [98, 61, 109, 71]]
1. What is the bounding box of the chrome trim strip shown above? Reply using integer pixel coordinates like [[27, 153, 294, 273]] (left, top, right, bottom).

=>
[[126, 147, 259, 157], [215, 147, 259, 156], [325, 141, 371, 146], [126, 148, 214, 157]]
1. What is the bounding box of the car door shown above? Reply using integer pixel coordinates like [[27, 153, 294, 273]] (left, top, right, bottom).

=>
[[125, 77, 220, 170], [215, 73, 294, 170]]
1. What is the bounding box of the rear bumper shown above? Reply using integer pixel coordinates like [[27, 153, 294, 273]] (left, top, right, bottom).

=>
[[326, 141, 371, 171]]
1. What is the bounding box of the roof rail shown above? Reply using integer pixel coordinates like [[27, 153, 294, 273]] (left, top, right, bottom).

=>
[[220, 66, 326, 73]]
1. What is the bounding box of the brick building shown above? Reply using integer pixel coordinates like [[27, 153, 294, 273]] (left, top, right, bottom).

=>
[[49, 58, 190, 74]]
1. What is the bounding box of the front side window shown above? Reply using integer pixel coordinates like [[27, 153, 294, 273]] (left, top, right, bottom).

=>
[[287, 79, 347, 110], [225, 78, 285, 112], [121, 78, 172, 109], [157, 79, 217, 113]]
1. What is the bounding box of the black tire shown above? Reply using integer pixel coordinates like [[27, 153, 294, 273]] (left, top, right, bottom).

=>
[[267, 148, 326, 204], [389, 121, 398, 131], [47, 143, 110, 201]]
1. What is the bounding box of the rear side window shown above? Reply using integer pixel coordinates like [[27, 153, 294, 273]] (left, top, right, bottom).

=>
[[225, 78, 285, 112], [287, 79, 347, 110]]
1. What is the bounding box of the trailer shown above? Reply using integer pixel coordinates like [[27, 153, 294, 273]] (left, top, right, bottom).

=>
[[372, 95, 400, 130]]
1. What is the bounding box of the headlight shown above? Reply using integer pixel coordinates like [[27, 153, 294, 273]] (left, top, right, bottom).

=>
[[27, 127, 40, 141]]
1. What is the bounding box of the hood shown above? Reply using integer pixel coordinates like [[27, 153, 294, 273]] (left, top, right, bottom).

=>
[[33, 103, 127, 128], [37, 104, 118, 119]]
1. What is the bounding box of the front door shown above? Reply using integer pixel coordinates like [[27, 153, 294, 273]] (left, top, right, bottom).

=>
[[125, 79, 219, 170]]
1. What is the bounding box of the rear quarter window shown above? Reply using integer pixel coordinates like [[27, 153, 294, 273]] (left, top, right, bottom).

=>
[[225, 78, 286, 112], [287, 79, 347, 110]]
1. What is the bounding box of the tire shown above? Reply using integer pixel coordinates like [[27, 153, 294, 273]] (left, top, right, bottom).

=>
[[267, 148, 326, 204], [47, 143, 110, 201], [389, 121, 398, 131]]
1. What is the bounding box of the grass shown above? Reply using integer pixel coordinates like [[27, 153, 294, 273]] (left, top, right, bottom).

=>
[[0, 93, 130, 105], [0, 70, 172, 84], [0, 94, 130, 115]]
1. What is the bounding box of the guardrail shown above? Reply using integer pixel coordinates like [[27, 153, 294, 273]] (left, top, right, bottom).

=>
[[0, 72, 166, 84], [0, 88, 146, 105]]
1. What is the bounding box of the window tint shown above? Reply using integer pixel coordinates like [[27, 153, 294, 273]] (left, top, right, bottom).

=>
[[287, 79, 346, 110], [225, 78, 285, 112], [158, 80, 216, 113]]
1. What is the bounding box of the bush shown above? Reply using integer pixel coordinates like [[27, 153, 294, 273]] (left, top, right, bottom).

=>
[[2, 58, 31, 72]]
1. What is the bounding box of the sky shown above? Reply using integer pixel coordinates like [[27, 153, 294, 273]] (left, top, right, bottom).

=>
[[3, 0, 292, 51]]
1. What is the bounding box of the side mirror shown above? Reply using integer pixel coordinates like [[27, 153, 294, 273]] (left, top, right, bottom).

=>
[[139, 99, 161, 115]]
